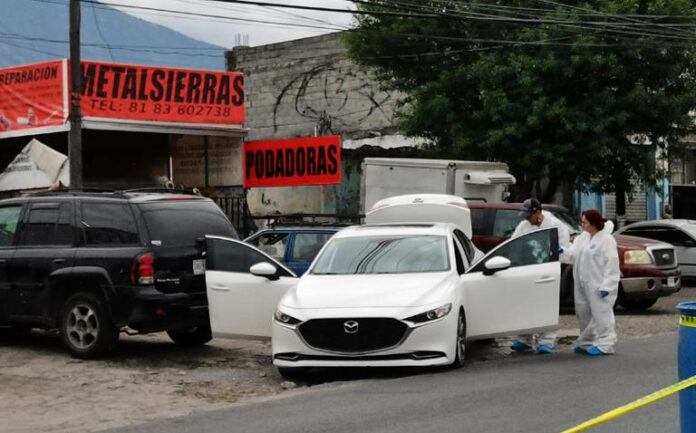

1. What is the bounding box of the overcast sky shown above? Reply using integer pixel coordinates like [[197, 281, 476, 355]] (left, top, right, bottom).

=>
[[98, 0, 357, 48]]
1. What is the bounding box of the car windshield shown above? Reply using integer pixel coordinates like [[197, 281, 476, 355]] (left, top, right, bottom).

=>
[[550, 209, 582, 234], [311, 235, 449, 275], [139, 201, 238, 246]]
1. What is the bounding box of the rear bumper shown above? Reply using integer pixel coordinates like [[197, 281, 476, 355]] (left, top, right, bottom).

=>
[[117, 287, 209, 332]]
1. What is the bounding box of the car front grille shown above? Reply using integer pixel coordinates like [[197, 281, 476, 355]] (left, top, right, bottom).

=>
[[298, 318, 408, 353], [652, 248, 677, 268]]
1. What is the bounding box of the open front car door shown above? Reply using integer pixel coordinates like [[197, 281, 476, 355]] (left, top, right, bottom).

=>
[[205, 235, 298, 339], [463, 228, 560, 338]]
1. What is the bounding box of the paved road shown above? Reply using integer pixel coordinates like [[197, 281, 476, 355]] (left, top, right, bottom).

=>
[[102, 332, 683, 433]]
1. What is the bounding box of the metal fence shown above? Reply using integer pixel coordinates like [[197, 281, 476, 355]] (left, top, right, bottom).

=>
[[215, 196, 255, 238]]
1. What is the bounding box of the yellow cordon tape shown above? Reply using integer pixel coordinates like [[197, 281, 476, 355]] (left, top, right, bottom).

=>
[[559, 374, 696, 433]]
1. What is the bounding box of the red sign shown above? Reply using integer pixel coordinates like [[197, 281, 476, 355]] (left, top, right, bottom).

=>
[[0, 60, 68, 137], [244, 135, 341, 187], [79, 61, 245, 125]]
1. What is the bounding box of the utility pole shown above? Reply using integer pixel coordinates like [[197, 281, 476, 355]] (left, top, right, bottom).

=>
[[68, 0, 83, 189]]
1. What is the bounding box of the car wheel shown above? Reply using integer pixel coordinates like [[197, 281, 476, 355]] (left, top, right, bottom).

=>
[[451, 310, 466, 368], [59, 292, 118, 359], [618, 297, 658, 311], [166, 325, 212, 346]]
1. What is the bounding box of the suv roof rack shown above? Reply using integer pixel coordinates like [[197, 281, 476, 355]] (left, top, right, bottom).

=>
[[25, 188, 118, 197], [120, 187, 202, 195], [254, 213, 363, 228]]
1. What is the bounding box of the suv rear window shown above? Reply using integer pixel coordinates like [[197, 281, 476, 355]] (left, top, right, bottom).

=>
[[139, 200, 238, 246]]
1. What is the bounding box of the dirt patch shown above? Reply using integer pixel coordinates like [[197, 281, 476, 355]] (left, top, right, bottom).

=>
[[1, 285, 693, 433]]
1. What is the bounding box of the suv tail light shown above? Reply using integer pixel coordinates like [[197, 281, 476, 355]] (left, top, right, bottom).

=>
[[132, 253, 155, 285]]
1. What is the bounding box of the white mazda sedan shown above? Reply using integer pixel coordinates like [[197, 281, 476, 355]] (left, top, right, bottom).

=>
[[205, 220, 560, 374]]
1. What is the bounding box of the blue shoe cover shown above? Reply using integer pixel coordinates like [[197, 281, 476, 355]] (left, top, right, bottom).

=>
[[510, 341, 533, 352], [587, 346, 605, 356], [537, 344, 553, 354], [574, 346, 587, 354]]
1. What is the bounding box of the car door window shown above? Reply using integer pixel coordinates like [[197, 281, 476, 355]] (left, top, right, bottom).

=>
[[291, 232, 333, 262], [0, 205, 22, 247], [80, 202, 139, 246], [469, 228, 559, 273], [453, 229, 475, 264], [208, 237, 293, 277], [20, 202, 74, 246], [248, 232, 289, 261], [452, 236, 467, 274], [493, 209, 522, 238]]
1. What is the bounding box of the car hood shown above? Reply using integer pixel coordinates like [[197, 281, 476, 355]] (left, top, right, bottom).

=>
[[281, 272, 452, 309]]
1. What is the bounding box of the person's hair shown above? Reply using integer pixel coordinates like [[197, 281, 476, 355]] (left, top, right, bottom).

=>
[[582, 209, 605, 231]]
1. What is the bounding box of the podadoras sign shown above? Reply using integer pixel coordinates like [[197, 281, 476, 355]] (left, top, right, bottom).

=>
[[243, 135, 341, 187], [0, 60, 245, 138]]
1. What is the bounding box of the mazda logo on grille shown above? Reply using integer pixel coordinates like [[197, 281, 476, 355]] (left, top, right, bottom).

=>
[[343, 320, 359, 334], [662, 253, 670, 261]]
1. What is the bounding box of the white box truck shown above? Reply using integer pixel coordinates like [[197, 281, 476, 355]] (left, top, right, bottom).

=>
[[361, 157, 516, 212]]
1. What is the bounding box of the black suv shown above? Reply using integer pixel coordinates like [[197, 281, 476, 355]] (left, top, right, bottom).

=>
[[0, 190, 238, 358]]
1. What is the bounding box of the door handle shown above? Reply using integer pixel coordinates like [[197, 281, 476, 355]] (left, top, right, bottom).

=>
[[534, 276, 556, 284], [52, 259, 66, 265], [210, 286, 229, 292]]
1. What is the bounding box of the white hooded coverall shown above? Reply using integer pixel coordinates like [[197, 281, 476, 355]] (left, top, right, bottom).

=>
[[511, 211, 571, 348], [564, 221, 621, 353]]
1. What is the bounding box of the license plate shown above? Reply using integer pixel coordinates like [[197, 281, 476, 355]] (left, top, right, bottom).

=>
[[193, 259, 206, 275], [667, 277, 677, 287]]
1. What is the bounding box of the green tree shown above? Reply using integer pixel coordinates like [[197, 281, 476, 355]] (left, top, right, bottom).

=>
[[342, 0, 696, 203]]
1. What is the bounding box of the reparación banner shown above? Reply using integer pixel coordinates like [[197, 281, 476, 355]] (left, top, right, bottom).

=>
[[243, 135, 341, 187]]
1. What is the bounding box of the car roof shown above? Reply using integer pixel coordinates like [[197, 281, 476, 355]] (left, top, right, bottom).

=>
[[333, 223, 453, 239], [467, 202, 568, 211], [621, 219, 696, 229]]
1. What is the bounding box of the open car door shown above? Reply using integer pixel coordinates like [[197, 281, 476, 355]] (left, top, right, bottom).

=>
[[463, 228, 560, 338], [205, 235, 298, 339]]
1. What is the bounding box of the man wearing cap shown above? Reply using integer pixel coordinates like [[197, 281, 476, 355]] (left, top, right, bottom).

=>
[[509, 198, 571, 354]]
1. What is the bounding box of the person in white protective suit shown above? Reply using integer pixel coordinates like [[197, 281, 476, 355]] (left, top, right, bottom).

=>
[[509, 198, 571, 355], [563, 209, 620, 356]]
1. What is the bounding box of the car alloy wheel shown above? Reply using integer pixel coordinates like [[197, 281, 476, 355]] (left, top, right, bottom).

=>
[[60, 292, 118, 358]]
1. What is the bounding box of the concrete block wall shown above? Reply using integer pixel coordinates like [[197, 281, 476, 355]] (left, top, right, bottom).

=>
[[230, 33, 401, 142]]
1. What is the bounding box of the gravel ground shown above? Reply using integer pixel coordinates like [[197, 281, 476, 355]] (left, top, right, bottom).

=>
[[1, 283, 694, 433]]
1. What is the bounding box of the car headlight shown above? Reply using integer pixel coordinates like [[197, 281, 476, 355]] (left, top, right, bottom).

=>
[[404, 303, 452, 324], [274, 310, 302, 327], [624, 250, 653, 265]]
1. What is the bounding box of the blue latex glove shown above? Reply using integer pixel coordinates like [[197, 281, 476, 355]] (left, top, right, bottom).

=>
[[558, 246, 564, 254], [600, 290, 609, 298]]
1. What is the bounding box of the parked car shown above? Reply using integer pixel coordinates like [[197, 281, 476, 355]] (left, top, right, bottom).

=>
[[467, 202, 681, 310], [616, 219, 696, 279], [0, 189, 239, 358], [244, 226, 340, 275], [205, 194, 561, 375]]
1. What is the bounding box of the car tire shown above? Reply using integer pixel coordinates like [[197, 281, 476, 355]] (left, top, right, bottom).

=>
[[618, 297, 658, 311], [166, 325, 212, 346], [59, 292, 118, 359], [451, 310, 466, 368]]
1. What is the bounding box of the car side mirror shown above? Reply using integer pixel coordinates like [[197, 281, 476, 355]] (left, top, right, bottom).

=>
[[483, 256, 511, 276], [250, 262, 280, 280]]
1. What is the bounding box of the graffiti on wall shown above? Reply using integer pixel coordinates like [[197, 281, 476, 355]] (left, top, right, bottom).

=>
[[272, 64, 393, 134]]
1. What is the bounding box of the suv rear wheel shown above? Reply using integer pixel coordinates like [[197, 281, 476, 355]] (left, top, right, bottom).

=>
[[166, 325, 212, 346], [59, 292, 119, 358]]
